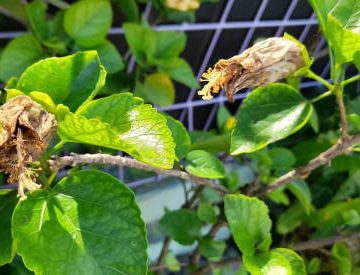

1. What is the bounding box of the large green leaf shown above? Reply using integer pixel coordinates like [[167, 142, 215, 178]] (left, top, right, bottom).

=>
[[12, 170, 147, 274], [63, 0, 112, 48], [224, 194, 272, 256], [165, 115, 191, 160], [332, 171, 360, 201], [17, 51, 106, 111], [0, 34, 45, 82], [231, 84, 312, 155], [75, 93, 175, 168], [159, 209, 202, 245], [0, 191, 17, 266], [243, 251, 291, 275], [185, 150, 225, 179]]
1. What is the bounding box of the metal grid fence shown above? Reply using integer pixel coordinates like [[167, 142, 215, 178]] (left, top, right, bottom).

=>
[[0, 0, 332, 189]]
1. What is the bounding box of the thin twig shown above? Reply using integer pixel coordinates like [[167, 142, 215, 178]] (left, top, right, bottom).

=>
[[257, 133, 360, 196], [336, 90, 349, 139], [48, 153, 229, 194], [155, 237, 171, 275], [292, 233, 360, 251]]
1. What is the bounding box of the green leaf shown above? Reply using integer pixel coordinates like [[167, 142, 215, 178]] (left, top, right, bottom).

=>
[[354, 51, 360, 71], [0, 0, 27, 24], [266, 188, 290, 206], [26, 1, 68, 52], [231, 84, 313, 155], [114, 0, 139, 22], [12, 170, 147, 274], [123, 23, 157, 65], [197, 203, 220, 224], [327, 15, 360, 64], [309, 0, 360, 63], [307, 197, 360, 233], [165, 115, 191, 160], [287, 179, 313, 215], [243, 251, 291, 275], [17, 51, 106, 111], [63, 0, 112, 48], [156, 58, 199, 88], [331, 243, 352, 275], [154, 31, 186, 59], [199, 237, 226, 261], [185, 150, 225, 178], [268, 147, 296, 169], [92, 40, 125, 73], [28, 91, 57, 114], [135, 73, 175, 106], [217, 106, 232, 130], [0, 191, 17, 266], [307, 257, 321, 274], [159, 209, 202, 245], [190, 131, 230, 153], [274, 248, 306, 275], [0, 34, 45, 82], [332, 171, 360, 201], [224, 194, 272, 256], [164, 253, 180, 272], [62, 93, 176, 168], [276, 203, 307, 235], [309, 107, 320, 133]]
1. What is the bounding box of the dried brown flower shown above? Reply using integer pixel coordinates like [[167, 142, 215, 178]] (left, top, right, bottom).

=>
[[198, 37, 305, 102], [0, 95, 57, 199]]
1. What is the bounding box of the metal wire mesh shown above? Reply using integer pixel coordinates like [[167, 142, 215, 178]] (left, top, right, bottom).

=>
[[0, 0, 330, 189]]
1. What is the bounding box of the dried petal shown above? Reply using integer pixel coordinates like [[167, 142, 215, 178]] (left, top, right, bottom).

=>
[[165, 0, 200, 12], [198, 37, 305, 102], [0, 95, 57, 199]]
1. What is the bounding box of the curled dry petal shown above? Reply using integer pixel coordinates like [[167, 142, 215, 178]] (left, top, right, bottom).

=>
[[198, 37, 304, 102], [164, 0, 200, 12], [0, 95, 57, 199]]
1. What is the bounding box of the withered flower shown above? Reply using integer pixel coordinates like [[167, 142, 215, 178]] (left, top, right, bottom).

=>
[[0, 95, 57, 200], [198, 37, 305, 102], [164, 0, 200, 12]]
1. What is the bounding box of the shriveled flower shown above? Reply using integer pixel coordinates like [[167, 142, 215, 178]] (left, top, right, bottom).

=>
[[198, 37, 305, 102], [164, 0, 200, 12], [0, 95, 57, 199]]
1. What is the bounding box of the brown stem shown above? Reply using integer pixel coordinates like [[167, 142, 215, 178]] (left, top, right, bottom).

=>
[[155, 237, 171, 275], [292, 233, 360, 251], [336, 89, 349, 139], [257, 133, 360, 196], [48, 153, 229, 194]]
